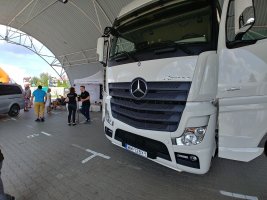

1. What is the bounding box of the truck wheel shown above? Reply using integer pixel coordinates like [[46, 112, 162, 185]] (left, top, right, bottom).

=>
[[8, 104, 20, 117]]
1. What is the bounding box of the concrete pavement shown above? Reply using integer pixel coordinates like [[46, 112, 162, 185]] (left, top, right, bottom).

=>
[[0, 109, 266, 200]]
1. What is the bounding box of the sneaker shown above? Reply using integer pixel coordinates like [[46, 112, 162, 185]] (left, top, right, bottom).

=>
[[72, 123, 77, 126], [35, 118, 40, 122], [41, 118, 45, 122], [68, 123, 71, 126]]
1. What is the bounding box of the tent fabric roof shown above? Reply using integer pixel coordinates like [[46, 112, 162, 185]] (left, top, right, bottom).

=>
[[0, 0, 133, 82], [74, 70, 103, 84]]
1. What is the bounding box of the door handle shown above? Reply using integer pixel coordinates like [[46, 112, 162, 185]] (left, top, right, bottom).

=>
[[225, 87, 241, 92]]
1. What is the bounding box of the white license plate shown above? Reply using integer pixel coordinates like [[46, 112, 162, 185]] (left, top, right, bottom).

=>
[[125, 144, 147, 157]]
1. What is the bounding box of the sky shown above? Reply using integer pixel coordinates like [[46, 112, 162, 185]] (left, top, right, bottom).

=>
[[0, 40, 61, 86]]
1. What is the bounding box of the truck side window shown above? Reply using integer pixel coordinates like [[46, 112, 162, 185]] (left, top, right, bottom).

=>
[[226, 0, 267, 46]]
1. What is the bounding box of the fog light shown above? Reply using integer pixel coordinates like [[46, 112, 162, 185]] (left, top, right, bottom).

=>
[[190, 155, 198, 161]]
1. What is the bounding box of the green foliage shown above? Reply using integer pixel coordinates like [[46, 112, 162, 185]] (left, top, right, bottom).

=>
[[30, 76, 40, 86], [57, 80, 70, 88], [39, 72, 51, 87], [30, 73, 69, 88]]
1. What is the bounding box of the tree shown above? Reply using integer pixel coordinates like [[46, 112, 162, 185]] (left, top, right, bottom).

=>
[[31, 73, 69, 88], [40, 72, 51, 87], [57, 80, 70, 88], [30, 76, 40, 86]]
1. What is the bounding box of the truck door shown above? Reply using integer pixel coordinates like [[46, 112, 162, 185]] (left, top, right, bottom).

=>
[[217, 0, 267, 161]]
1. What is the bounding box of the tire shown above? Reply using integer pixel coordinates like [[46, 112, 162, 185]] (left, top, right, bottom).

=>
[[8, 104, 20, 117]]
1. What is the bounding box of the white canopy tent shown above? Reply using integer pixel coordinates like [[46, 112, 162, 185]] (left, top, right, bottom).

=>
[[74, 70, 103, 85], [0, 0, 133, 83]]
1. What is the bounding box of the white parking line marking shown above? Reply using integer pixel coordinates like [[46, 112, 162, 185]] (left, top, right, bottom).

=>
[[72, 144, 110, 164], [41, 131, 52, 136], [220, 190, 258, 200], [27, 134, 40, 139], [82, 155, 97, 164], [85, 148, 110, 159]]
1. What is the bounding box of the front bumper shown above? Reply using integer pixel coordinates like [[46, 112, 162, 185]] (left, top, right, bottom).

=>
[[104, 101, 217, 174]]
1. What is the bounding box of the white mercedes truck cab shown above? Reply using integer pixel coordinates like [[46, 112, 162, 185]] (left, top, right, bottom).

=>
[[97, 0, 267, 174]]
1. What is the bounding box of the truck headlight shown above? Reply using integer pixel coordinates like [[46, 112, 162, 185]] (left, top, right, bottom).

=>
[[183, 132, 198, 145], [176, 127, 207, 146], [105, 103, 114, 126]]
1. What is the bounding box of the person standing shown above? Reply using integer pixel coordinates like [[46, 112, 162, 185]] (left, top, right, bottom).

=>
[[24, 85, 31, 112], [0, 149, 5, 200], [31, 85, 47, 122], [45, 88, 52, 114], [0, 149, 15, 200], [79, 86, 91, 123], [66, 87, 78, 126]]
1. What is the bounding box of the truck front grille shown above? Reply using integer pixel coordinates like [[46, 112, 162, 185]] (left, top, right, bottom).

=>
[[109, 82, 191, 132]]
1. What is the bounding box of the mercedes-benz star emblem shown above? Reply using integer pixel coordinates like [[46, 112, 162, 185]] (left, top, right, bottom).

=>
[[130, 78, 148, 100]]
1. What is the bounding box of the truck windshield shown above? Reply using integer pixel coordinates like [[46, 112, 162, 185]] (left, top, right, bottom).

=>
[[109, 0, 214, 62]]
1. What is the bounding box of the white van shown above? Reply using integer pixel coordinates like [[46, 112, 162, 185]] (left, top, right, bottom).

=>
[[97, 0, 267, 174], [0, 83, 24, 117]]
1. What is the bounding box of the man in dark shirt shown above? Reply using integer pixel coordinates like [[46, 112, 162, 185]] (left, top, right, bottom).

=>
[[79, 86, 91, 123]]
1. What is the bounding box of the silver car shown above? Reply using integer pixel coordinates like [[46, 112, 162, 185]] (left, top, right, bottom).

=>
[[0, 83, 24, 117]]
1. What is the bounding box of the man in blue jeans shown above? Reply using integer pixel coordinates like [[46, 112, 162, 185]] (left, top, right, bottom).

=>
[[79, 86, 91, 123], [0, 149, 15, 200]]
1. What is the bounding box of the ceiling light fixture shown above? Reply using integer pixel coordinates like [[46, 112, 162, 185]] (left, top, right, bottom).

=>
[[58, 0, 68, 4]]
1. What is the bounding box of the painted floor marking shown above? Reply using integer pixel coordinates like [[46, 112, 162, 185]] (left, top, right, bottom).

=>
[[220, 190, 258, 200], [82, 155, 97, 164], [41, 131, 52, 136], [72, 144, 110, 164], [27, 134, 40, 139]]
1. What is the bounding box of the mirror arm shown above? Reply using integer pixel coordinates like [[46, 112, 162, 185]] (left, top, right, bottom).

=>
[[235, 31, 245, 41], [234, 19, 255, 41]]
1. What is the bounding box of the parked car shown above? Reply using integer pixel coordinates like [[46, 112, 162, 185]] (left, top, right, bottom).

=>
[[0, 83, 24, 117]]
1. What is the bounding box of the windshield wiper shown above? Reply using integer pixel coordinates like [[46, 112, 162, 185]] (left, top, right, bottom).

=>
[[180, 33, 205, 40], [151, 41, 194, 55], [112, 51, 139, 62]]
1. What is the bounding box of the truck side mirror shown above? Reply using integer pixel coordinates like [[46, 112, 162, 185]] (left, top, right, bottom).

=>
[[96, 37, 105, 65], [234, 0, 255, 40]]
